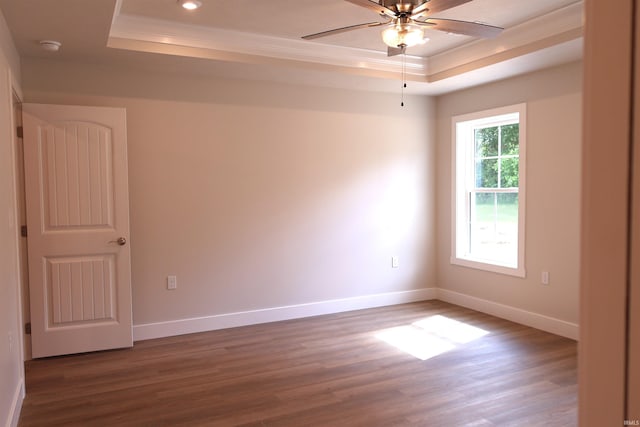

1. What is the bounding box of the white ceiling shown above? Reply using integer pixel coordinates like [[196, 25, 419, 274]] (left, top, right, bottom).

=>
[[0, 0, 583, 95]]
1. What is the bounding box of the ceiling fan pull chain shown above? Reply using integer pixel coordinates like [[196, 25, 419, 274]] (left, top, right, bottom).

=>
[[401, 52, 406, 107]]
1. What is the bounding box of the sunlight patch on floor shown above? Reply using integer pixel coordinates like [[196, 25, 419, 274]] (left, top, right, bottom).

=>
[[375, 315, 489, 361]]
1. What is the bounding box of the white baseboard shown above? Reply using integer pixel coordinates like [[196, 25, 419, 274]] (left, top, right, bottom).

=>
[[133, 287, 578, 342], [437, 288, 579, 340], [133, 287, 438, 341], [6, 379, 24, 427]]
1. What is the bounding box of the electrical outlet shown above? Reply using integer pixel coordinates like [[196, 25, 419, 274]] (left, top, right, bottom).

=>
[[167, 275, 177, 290], [391, 256, 399, 268], [541, 271, 550, 285]]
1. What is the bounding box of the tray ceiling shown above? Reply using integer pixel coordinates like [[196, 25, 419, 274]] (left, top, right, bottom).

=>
[[0, 0, 583, 94]]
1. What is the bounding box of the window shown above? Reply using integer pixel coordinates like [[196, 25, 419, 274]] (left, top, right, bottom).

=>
[[451, 104, 526, 277]]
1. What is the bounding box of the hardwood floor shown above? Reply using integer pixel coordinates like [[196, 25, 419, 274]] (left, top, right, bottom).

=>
[[18, 301, 577, 426]]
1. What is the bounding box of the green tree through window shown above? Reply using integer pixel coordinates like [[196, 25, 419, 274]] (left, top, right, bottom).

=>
[[474, 123, 519, 190]]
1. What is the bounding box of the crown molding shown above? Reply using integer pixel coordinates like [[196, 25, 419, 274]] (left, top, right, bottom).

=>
[[426, 2, 583, 80], [109, 14, 427, 78]]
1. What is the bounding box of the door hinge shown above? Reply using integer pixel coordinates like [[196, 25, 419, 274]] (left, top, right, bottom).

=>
[[16, 125, 23, 138], [25, 322, 31, 335], [20, 225, 27, 237]]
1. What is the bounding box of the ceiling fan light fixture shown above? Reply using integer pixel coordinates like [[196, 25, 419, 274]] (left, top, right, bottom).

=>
[[381, 22, 424, 48], [179, 0, 202, 10]]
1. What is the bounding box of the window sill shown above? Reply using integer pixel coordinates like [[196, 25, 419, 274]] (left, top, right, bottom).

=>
[[450, 256, 526, 278]]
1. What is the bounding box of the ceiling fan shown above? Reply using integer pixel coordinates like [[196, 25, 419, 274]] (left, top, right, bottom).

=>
[[302, 0, 503, 56]]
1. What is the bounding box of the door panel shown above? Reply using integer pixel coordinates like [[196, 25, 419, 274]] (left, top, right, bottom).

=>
[[23, 104, 132, 358], [42, 123, 114, 229], [46, 255, 116, 324]]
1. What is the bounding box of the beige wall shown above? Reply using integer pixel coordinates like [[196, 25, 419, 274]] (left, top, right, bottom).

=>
[[435, 61, 582, 325], [21, 58, 436, 326], [0, 7, 23, 427]]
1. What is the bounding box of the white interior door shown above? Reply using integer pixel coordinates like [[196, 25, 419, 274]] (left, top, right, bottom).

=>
[[23, 103, 133, 358]]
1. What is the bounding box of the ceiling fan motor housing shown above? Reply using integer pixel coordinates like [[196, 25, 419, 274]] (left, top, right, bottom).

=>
[[381, 0, 424, 8]]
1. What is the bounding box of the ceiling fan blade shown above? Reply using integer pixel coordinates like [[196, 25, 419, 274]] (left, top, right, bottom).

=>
[[387, 45, 406, 57], [411, 0, 472, 19], [422, 18, 503, 38], [344, 0, 397, 18], [302, 21, 387, 40]]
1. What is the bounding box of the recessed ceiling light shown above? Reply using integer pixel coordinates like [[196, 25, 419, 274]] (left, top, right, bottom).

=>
[[39, 40, 61, 52], [179, 0, 202, 10]]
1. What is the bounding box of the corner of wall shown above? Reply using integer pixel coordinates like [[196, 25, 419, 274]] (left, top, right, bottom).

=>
[[133, 287, 439, 341]]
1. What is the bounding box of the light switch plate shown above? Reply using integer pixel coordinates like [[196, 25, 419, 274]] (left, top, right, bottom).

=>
[[167, 275, 177, 290], [541, 271, 550, 285]]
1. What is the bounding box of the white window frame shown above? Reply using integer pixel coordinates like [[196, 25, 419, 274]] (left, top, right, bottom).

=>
[[451, 103, 527, 277]]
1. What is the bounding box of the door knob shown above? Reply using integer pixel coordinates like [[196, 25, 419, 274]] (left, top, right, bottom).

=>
[[109, 237, 127, 246]]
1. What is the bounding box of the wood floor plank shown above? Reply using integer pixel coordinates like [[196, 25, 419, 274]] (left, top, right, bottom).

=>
[[18, 300, 577, 426]]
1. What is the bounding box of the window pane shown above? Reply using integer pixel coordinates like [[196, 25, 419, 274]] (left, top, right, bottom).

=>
[[475, 127, 498, 157], [500, 124, 519, 155], [469, 192, 518, 266], [497, 193, 518, 223], [500, 157, 519, 188], [475, 159, 498, 188]]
